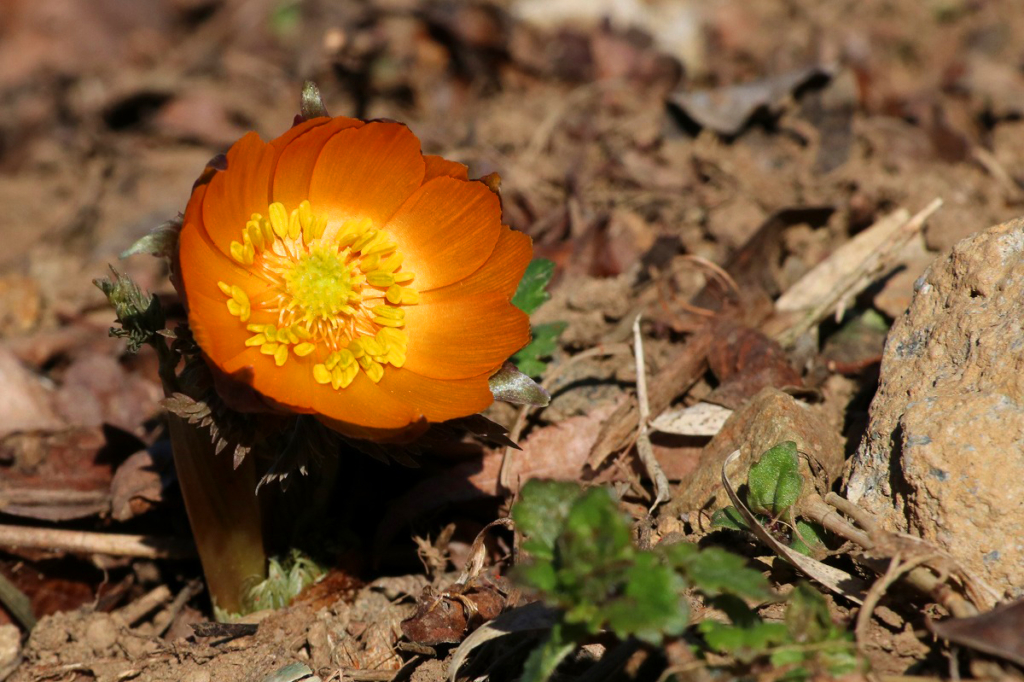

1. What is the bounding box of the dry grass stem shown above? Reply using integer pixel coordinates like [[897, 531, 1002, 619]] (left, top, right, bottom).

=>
[[0, 524, 194, 560]]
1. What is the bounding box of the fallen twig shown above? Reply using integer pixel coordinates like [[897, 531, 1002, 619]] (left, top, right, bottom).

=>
[[632, 315, 670, 510], [855, 551, 940, 647], [116, 585, 173, 627], [0, 524, 194, 560], [773, 198, 943, 347], [154, 580, 205, 637], [587, 326, 713, 469], [799, 493, 985, 619]]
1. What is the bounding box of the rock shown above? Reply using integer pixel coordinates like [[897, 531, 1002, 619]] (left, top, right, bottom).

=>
[[665, 388, 845, 515], [847, 217, 1024, 597], [0, 624, 20, 681], [180, 669, 212, 682]]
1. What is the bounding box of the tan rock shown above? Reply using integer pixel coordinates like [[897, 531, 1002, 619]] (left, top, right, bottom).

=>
[[847, 217, 1024, 596], [666, 388, 844, 516]]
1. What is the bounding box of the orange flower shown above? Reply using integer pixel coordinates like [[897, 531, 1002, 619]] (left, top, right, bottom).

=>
[[176, 117, 532, 440]]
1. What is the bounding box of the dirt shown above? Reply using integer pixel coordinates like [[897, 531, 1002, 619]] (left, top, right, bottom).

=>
[[2, 0, 1024, 680]]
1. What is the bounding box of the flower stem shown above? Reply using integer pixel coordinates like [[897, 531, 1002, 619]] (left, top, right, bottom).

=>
[[166, 413, 266, 617], [153, 335, 267, 617]]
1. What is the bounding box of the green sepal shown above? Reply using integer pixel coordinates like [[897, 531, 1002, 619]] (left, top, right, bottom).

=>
[[489, 362, 550, 406]]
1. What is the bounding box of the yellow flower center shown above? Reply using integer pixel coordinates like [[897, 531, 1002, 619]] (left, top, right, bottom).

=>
[[216, 200, 419, 390]]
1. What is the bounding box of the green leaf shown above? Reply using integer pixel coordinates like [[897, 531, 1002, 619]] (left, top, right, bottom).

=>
[[747, 441, 803, 517], [710, 506, 749, 531], [512, 321, 567, 378], [513, 259, 556, 315], [519, 623, 578, 682], [698, 619, 789, 662], [94, 268, 166, 353], [512, 480, 584, 559], [659, 544, 771, 601], [785, 582, 840, 643], [601, 553, 689, 644], [775, 583, 861, 677], [789, 520, 827, 556]]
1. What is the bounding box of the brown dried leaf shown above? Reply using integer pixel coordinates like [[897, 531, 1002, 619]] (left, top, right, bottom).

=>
[[0, 347, 64, 439], [0, 426, 140, 521], [109, 447, 173, 521], [928, 598, 1024, 667], [706, 318, 802, 409], [401, 580, 511, 645]]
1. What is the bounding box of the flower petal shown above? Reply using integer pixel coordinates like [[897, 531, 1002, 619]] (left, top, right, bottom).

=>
[[384, 177, 503, 292], [239, 357, 421, 430], [178, 220, 274, 363], [378, 368, 494, 422], [315, 413, 429, 443], [423, 154, 469, 182], [200, 132, 276, 259], [271, 116, 366, 209], [309, 122, 425, 237], [418, 226, 531, 302], [403, 294, 530, 379]]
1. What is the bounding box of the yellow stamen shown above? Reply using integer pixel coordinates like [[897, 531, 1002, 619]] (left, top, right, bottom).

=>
[[269, 202, 289, 238], [313, 364, 331, 384], [380, 252, 403, 273], [247, 222, 264, 251], [372, 305, 404, 320], [362, 360, 384, 383], [385, 285, 420, 305], [367, 271, 395, 287], [220, 200, 421, 391]]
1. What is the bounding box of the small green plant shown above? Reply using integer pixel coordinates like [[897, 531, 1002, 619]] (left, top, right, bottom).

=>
[[511, 480, 860, 682], [510, 259, 566, 377], [711, 441, 828, 556]]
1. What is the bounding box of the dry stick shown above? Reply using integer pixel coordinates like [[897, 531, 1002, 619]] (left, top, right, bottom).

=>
[[632, 315, 671, 510], [855, 552, 939, 647], [775, 198, 943, 347], [116, 585, 174, 626], [825, 491, 879, 533], [0, 524, 194, 560], [154, 580, 205, 637], [587, 326, 713, 469], [799, 494, 979, 619], [498, 344, 634, 491]]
